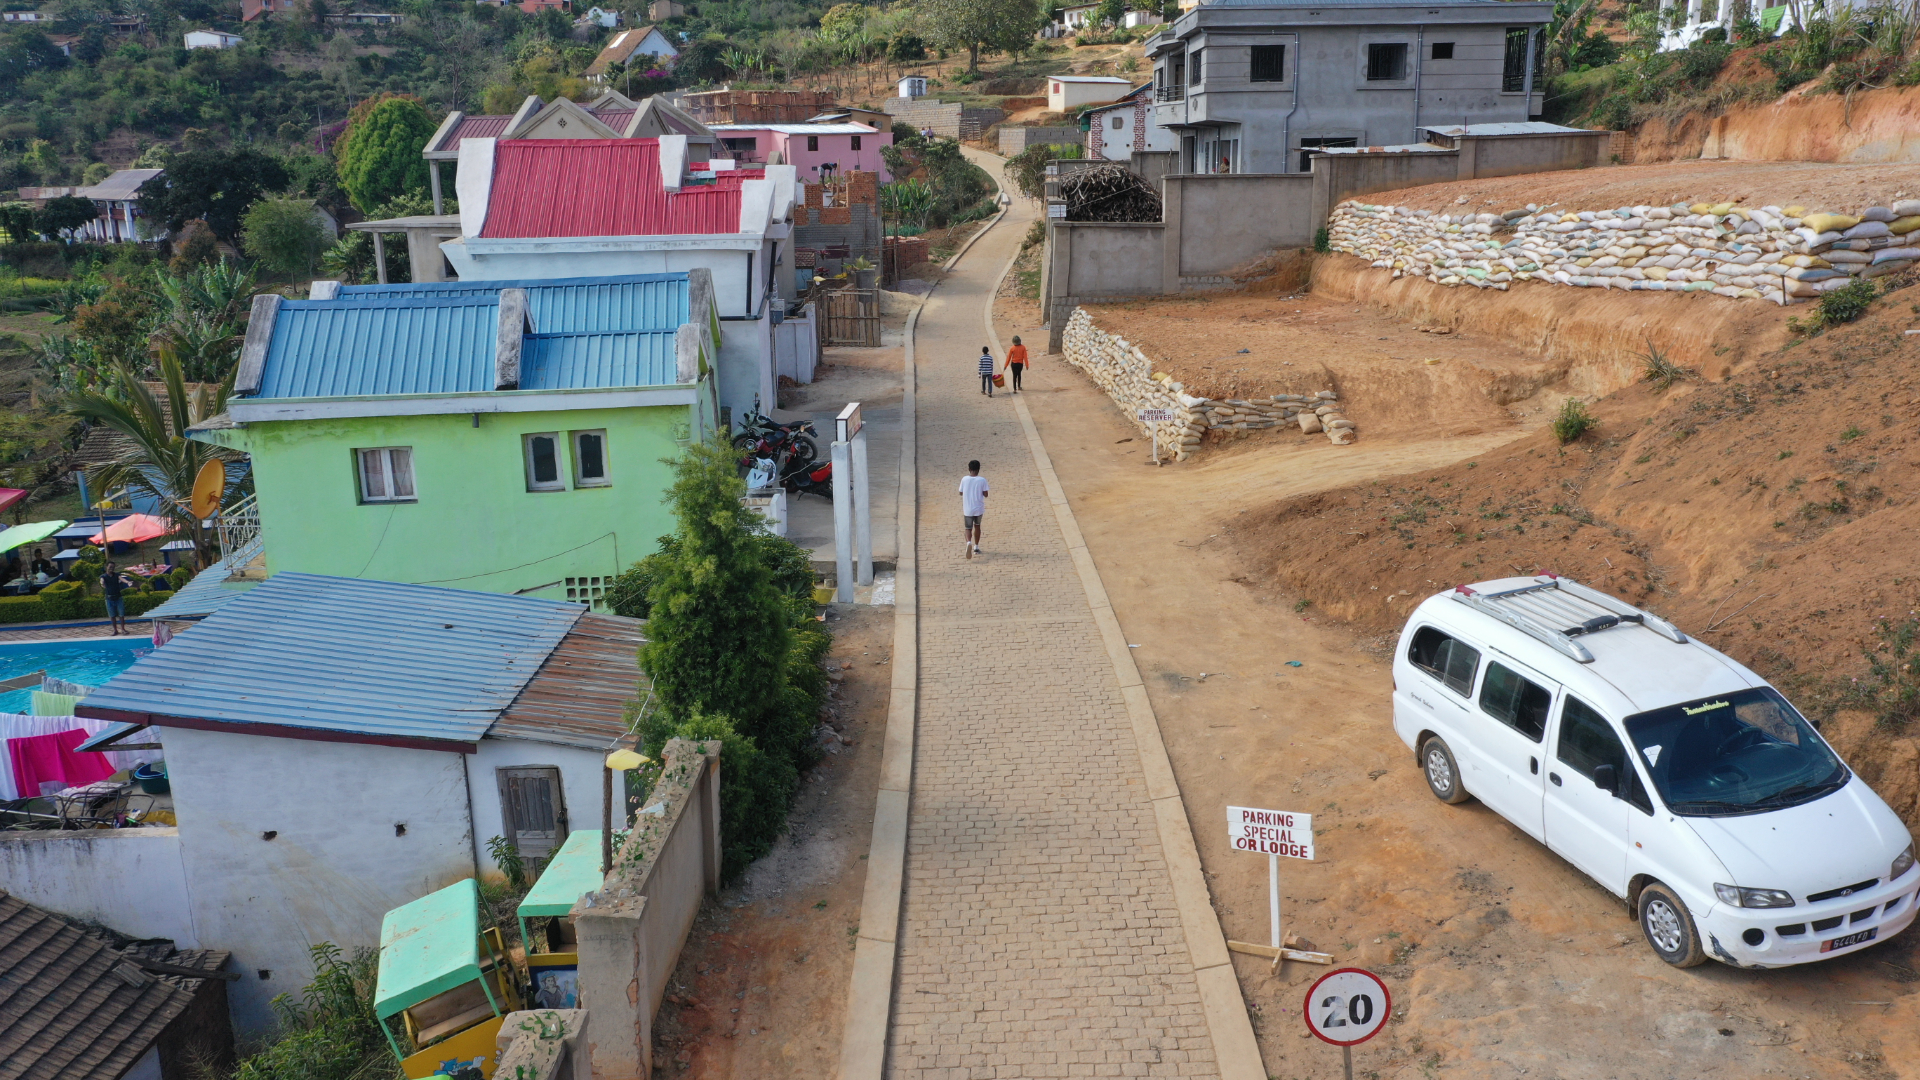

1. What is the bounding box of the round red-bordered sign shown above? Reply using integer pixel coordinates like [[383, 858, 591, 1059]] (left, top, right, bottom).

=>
[[1302, 967, 1391, 1047]]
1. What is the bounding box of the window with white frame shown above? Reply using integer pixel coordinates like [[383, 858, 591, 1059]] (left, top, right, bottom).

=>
[[356, 447, 415, 503], [524, 432, 564, 491], [572, 430, 611, 487]]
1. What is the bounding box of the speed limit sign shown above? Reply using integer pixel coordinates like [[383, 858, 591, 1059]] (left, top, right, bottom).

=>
[[1303, 967, 1391, 1047]]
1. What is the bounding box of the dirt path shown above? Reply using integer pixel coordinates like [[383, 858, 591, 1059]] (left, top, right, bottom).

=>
[[995, 254, 1916, 1079], [650, 604, 892, 1078]]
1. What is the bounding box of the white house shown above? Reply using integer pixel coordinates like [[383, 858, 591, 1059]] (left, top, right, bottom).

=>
[[1084, 84, 1174, 161], [0, 572, 648, 1035], [1047, 74, 1134, 112], [1059, 2, 1098, 29], [182, 28, 243, 48], [583, 24, 679, 84], [579, 4, 621, 26], [442, 133, 797, 424], [898, 75, 927, 99], [1, 10, 50, 21], [1122, 8, 1162, 26]]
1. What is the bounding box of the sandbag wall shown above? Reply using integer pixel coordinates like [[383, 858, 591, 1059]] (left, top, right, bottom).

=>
[[1326, 198, 1920, 302], [1060, 307, 1353, 462]]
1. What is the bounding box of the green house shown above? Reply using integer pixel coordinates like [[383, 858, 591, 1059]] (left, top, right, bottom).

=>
[[192, 272, 720, 604]]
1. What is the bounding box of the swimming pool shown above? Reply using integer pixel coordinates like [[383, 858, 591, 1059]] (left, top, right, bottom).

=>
[[0, 636, 151, 713]]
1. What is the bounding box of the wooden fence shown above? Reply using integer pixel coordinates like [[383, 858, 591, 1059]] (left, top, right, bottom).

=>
[[825, 288, 881, 347]]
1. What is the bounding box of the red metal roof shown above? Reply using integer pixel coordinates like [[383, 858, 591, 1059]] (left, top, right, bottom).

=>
[[449, 114, 513, 146], [482, 140, 744, 238]]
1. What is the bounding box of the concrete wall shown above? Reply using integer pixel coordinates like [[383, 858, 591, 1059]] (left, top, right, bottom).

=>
[[1310, 150, 1462, 224], [165, 727, 478, 1033], [247, 405, 685, 598], [0, 829, 196, 944], [999, 126, 1083, 155], [1456, 129, 1608, 178], [575, 738, 721, 1079], [881, 98, 1006, 140], [467, 738, 612, 875], [718, 313, 774, 425], [1043, 221, 1167, 309], [1165, 172, 1315, 284]]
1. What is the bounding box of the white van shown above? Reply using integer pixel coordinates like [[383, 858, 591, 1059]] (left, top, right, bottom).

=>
[[1392, 574, 1916, 968]]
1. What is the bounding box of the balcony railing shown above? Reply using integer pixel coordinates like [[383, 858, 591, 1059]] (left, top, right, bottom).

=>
[[1155, 84, 1185, 102], [216, 493, 260, 560]]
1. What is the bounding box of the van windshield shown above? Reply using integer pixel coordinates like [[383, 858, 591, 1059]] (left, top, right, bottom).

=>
[[1623, 687, 1847, 817]]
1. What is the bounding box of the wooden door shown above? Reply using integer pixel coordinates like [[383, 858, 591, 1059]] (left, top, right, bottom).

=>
[[496, 766, 568, 863]]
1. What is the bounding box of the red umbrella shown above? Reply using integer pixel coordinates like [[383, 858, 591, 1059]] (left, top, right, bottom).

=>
[[0, 489, 26, 516], [88, 513, 178, 547]]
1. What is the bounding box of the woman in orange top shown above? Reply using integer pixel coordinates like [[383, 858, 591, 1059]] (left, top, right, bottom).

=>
[[1004, 336, 1028, 393]]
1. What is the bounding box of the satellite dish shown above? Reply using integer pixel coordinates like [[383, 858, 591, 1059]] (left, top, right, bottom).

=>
[[190, 460, 225, 519]]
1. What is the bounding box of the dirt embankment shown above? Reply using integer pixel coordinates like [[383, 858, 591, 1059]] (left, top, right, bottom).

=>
[[1228, 280, 1920, 826], [1637, 83, 1920, 165]]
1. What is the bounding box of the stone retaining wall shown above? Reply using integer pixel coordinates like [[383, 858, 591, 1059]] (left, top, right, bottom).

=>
[[1327, 197, 1920, 303], [1060, 307, 1352, 462]]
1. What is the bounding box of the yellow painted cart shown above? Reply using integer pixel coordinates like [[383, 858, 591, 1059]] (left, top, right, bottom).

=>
[[375, 879, 522, 1079], [515, 829, 602, 1011]]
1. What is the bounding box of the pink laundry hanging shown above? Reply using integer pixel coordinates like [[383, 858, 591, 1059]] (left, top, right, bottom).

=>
[[8, 729, 114, 798]]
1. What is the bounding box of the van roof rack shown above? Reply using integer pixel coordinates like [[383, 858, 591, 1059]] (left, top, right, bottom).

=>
[[1447, 573, 1688, 664]]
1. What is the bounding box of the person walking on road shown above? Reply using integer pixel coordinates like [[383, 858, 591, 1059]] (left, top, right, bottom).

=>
[[978, 345, 996, 397], [1005, 336, 1028, 393], [959, 459, 989, 559]]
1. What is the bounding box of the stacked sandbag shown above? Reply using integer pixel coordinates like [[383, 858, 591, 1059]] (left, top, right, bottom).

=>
[[1060, 308, 1352, 459], [1324, 197, 1920, 304]]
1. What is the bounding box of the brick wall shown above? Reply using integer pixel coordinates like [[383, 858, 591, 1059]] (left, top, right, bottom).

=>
[[882, 98, 1007, 140], [795, 171, 882, 267]]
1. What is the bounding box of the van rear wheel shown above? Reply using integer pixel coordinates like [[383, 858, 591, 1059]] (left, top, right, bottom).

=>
[[1638, 882, 1707, 968], [1421, 737, 1471, 805]]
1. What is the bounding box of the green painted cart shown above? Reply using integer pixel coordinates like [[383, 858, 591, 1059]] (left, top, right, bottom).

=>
[[516, 829, 602, 1010], [374, 879, 521, 1078]]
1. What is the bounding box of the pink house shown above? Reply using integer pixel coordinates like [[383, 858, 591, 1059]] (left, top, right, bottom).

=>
[[709, 123, 894, 182]]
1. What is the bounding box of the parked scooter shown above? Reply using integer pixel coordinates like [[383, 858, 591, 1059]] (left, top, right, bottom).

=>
[[780, 456, 834, 500]]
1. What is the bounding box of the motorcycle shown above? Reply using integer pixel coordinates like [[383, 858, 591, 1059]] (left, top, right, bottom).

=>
[[732, 417, 819, 469], [780, 455, 834, 501]]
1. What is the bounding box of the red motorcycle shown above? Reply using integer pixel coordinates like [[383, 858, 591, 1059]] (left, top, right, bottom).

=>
[[780, 456, 834, 500]]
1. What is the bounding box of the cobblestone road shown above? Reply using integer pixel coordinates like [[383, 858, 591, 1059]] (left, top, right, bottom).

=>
[[887, 189, 1221, 1078]]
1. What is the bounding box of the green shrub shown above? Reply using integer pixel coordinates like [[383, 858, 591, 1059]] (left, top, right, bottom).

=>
[[1679, 38, 1732, 86], [1857, 616, 1920, 730], [1313, 226, 1331, 254], [1595, 95, 1634, 131], [233, 943, 398, 1080], [1816, 279, 1878, 326], [644, 711, 795, 881], [36, 581, 90, 620], [169, 565, 193, 591], [1552, 398, 1597, 444]]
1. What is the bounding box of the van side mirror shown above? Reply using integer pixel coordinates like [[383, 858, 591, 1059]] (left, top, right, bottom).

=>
[[1592, 764, 1621, 798]]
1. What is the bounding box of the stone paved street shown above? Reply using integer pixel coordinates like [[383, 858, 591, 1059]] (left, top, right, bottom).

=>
[[887, 178, 1221, 1078]]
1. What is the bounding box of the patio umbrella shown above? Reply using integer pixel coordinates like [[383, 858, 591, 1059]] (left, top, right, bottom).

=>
[[0, 521, 71, 554], [0, 489, 26, 516], [88, 513, 178, 547]]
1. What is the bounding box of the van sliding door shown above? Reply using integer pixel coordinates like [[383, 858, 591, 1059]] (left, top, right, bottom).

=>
[[1469, 659, 1553, 840]]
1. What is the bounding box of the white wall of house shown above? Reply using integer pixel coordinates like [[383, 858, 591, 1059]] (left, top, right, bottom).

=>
[[467, 737, 610, 873], [0, 829, 197, 944], [165, 728, 478, 1033]]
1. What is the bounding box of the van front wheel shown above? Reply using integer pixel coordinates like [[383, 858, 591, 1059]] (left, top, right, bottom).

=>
[[1421, 737, 1471, 805], [1638, 883, 1707, 968]]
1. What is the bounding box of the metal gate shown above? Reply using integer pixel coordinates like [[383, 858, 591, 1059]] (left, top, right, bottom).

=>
[[825, 289, 881, 347]]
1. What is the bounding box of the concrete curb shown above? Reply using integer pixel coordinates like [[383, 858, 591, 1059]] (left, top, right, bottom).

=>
[[985, 245, 1268, 1080]]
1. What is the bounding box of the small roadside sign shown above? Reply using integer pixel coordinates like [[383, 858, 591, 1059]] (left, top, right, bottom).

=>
[[1304, 967, 1393, 1080], [1227, 806, 1313, 859], [1047, 202, 1068, 219], [1136, 408, 1175, 423], [837, 401, 863, 443]]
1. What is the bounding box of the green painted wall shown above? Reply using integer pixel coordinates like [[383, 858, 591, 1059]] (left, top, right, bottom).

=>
[[245, 405, 692, 601]]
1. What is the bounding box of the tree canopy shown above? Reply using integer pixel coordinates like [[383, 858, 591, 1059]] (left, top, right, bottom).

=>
[[35, 195, 97, 240], [136, 148, 291, 243], [243, 196, 330, 277], [333, 95, 435, 214], [918, 0, 1043, 71]]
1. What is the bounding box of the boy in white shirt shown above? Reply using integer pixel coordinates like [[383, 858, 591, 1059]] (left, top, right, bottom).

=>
[[958, 459, 989, 559]]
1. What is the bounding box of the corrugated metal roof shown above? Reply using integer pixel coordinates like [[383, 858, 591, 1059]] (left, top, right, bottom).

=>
[[143, 537, 264, 620], [520, 330, 680, 390], [72, 168, 163, 201], [492, 612, 646, 748], [481, 140, 743, 238], [446, 113, 513, 147], [334, 273, 689, 333], [78, 573, 583, 748], [1423, 121, 1596, 136], [255, 297, 499, 399], [0, 892, 231, 1080]]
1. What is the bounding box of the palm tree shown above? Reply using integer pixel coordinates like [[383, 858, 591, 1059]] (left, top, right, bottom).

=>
[[67, 349, 241, 570]]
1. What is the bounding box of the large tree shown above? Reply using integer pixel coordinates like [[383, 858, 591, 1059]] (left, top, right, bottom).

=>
[[137, 148, 290, 244], [920, 0, 1043, 72], [242, 197, 330, 277], [334, 96, 436, 214], [34, 195, 96, 241]]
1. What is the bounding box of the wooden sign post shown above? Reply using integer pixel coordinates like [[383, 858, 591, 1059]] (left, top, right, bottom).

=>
[[1224, 805, 1333, 970]]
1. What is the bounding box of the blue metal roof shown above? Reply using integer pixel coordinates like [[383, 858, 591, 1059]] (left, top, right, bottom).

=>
[[143, 537, 265, 620], [333, 274, 690, 334], [520, 330, 680, 390], [256, 297, 500, 399], [81, 572, 584, 747]]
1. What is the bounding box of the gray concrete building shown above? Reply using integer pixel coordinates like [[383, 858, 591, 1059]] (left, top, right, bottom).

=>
[[1149, 0, 1553, 174]]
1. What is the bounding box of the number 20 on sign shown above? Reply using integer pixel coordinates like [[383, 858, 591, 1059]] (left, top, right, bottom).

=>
[[1304, 967, 1391, 1080]]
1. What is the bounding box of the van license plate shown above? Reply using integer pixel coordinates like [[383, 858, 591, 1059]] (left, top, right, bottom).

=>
[[1821, 928, 1877, 953]]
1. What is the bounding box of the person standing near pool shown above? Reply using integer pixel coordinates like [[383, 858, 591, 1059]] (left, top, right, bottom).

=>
[[101, 562, 132, 636]]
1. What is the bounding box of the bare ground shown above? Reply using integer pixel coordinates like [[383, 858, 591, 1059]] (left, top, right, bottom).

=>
[[996, 280, 1920, 1080], [648, 603, 891, 1078], [1351, 159, 1920, 216]]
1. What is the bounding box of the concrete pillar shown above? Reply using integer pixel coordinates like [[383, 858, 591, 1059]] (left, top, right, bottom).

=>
[[405, 228, 447, 283], [372, 232, 388, 285], [573, 893, 651, 1079], [851, 427, 871, 586], [832, 438, 853, 601], [494, 1009, 592, 1080], [1455, 136, 1480, 181], [430, 160, 444, 216]]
